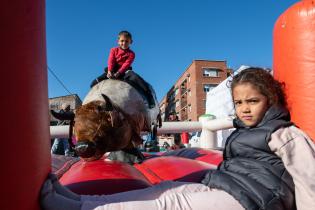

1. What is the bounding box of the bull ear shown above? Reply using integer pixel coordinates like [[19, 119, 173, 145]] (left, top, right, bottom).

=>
[[101, 94, 113, 111]]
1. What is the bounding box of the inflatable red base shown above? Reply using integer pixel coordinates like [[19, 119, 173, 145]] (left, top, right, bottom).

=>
[[55, 148, 222, 195]]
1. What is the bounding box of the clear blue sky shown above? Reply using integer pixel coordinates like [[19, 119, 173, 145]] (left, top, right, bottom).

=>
[[47, 0, 298, 102]]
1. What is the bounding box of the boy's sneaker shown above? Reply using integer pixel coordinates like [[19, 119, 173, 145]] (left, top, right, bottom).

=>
[[90, 73, 108, 88], [90, 79, 99, 88]]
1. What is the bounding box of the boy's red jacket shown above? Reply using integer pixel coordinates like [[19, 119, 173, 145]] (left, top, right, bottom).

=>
[[107, 47, 135, 74]]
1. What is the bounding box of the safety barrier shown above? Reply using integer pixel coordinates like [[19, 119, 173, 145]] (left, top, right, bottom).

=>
[[50, 116, 234, 149]]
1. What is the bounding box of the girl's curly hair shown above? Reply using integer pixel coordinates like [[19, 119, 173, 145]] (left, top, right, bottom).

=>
[[229, 67, 288, 109]]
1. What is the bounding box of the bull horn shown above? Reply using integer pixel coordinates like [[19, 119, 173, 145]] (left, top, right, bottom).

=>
[[101, 94, 113, 111]]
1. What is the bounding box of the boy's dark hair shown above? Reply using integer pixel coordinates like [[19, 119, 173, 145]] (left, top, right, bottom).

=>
[[118, 30, 132, 40], [230, 67, 288, 109]]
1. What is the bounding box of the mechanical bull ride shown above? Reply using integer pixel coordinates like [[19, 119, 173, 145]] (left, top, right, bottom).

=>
[[73, 79, 161, 163], [4, 1, 315, 209], [52, 80, 224, 196]]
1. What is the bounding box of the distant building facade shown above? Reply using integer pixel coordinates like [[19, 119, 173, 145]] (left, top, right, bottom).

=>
[[159, 60, 231, 121], [49, 94, 82, 125]]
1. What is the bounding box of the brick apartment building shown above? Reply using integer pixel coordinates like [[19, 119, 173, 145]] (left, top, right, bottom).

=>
[[49, 94, 82, 125], [159, 60, 231, 121]]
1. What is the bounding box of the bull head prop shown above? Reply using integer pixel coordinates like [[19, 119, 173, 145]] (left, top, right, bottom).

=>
[[74, 94, 134, 161]]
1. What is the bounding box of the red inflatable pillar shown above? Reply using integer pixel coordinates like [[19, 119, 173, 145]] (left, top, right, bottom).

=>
[[273, 0, 315, 141], [1, 1, 51, 210]]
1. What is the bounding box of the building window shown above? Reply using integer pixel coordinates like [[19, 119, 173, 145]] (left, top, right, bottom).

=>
[[175, 100, 180, 107], [186, 73, 191, 83], [50, 104, 59, 110], [203, 84, 217, 92], [203, 68, 220, 77], [188, 104, 192, 113], [175, 88, 179, 95], [169, 91, 176, 101], [181, 80, 187, 90]]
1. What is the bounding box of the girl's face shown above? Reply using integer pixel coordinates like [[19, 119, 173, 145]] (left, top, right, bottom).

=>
[[118, 35, 132, 49], [233, 83, 269, 127]]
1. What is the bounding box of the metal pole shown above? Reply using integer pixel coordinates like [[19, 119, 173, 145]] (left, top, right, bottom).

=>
[[50, 125, 70, 139], [50, 117, 234, 138]]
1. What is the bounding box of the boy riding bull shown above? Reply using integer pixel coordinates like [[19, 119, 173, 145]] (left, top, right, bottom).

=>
[[74, 31, 161, 163], [90, 30, 156, 108]]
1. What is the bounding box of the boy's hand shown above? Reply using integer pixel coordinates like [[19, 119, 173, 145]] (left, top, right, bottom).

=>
[[114, 72, 121, 79], [107, 71, 113, 79]]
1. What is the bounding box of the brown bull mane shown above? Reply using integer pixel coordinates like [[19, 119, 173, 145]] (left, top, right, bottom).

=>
[[73, 93, 145, 160], [75, 96, 140, 140], [74, 100, 125, 143]]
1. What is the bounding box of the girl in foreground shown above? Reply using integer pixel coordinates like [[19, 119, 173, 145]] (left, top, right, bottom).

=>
[[41, 67, 315, 210]]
